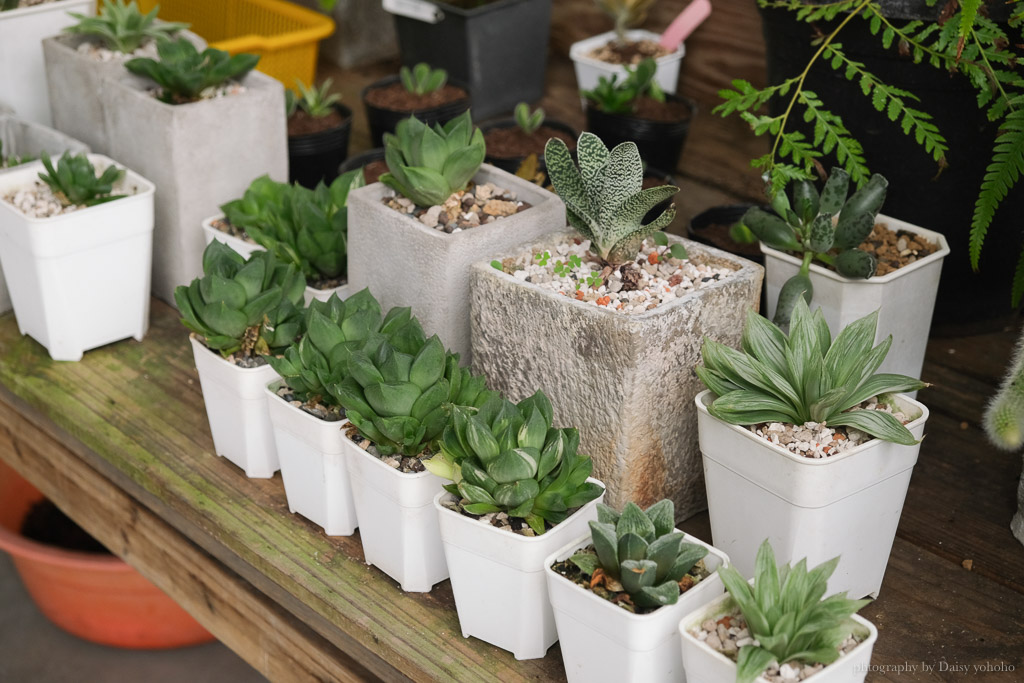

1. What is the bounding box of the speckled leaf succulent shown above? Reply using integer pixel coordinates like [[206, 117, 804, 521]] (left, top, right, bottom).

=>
[[719, 539, 869, 683], [125, 38, 259, 104], [174, 240, 304, 358], [743, 169, 888, 328], [65, 0, 189, 54], [380, 111, 485, 208], [696, 298, 926, 445], [424, 392, 604, 535], [545, 132, 678, 266], [38, 152, 125, 207], [570, 499, 708, 608]]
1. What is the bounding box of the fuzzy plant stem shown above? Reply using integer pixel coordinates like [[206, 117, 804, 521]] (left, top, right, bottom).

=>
[[985, 327, 1024, 450]]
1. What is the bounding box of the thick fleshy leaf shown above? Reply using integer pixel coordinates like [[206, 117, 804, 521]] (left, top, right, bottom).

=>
[[619, 559, 658, 594], [646, 532, 683, 581], [708, 390, 800, 425], [828, 408, 919, 445], [493, 478, 540, 508], [736, 646, 779, 683], [409, 335, 445, 390], [569, 552, 601, 577], [617, 532, 649, 563], [643, 499, 674, 537], [596, 503, 620, 525], [633, 581, 680, 608], [465, 415, 501, 464], [365, 382, 420, 417], [589, 521, 619, 577], [667, 542, 709, 581], [818, 168, 850, 214], [486, 448, 539, 484], [741, 309, 790, 377], [616, 502, 656, 542], [459, 481, 497, 505]]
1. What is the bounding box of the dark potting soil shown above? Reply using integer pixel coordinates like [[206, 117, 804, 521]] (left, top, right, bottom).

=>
[[483, 125, 576, 160], [363, 159, 388, 185], [364, 82, 470, 113], [343, 423, 426, 474], [696, 220, 764, 260], [630, 96, 693, 123], [21, 500, 111, 555], [308, 275, 347, 292], [288, 108, 346, 137], [587, 38, 672, 65]]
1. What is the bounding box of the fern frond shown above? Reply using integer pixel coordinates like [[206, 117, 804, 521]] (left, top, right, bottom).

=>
[[970, 109, 1024, 270], [796, 89, 870, 185]]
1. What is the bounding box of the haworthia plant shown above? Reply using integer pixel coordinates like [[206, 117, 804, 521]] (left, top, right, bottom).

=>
[[65, 0, 189, 54], [38, 152, 125, 207], [545, 132, 679, 265], [125, 38, 259, 104]]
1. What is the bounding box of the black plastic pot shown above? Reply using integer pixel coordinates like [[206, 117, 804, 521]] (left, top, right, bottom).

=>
[[362, 75, 471, 148], [687, 204, 766, 266], [584, 95, 696, 174], [642, 166, 676, 226], [391, 0, 551, 119], [478, 117, 578, 174], [338, 147, 387, 184], [761, 0, 1023, 329], [287, 103, 352, 189]]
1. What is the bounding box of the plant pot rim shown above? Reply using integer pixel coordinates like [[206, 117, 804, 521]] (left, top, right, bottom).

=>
[[583, 93, 697, 127], [569, 29, 684, 66], [287, 102, 354, 142], [264, 378, 347, 426], [0, 154, 154, 224], [339, 147, 385, 173], [472, 231, 762, 322], [201, 213, 260, 246], [190, 334, 280, 375], [432, 477, 604, 545], [760, 213, 951, 285], [0, 0, 86, 19], [695, 389, 929, 467], [679, 588, 877, 681], [0, 515, 127, 571], [543, 530, 730, 625], [361, 74, 471, 115], [341, 424, 436, 481], [110, 68, 277, 111]]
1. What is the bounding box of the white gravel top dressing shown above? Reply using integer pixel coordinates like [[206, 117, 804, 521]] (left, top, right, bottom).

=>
[[498, 237, 735, 314], [2, 162, 138, 219], [76, 38, 159, 62], [146, 82, 248, 102]]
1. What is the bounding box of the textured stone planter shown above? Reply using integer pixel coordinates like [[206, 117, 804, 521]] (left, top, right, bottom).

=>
[[348, 163, 565, 359], [102, 70, 287, 305], [1013, 456, 1024, 548], [470, 234, 763, 514], [43, 30, 206, 155]]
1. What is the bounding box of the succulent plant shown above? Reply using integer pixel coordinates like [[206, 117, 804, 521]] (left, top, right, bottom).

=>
[[984, 330, 1024, 450], [0, 141, 34, 170], [545, 132, 679, 265], [718, 539, 870, 683], [581, 57, 664, 115], [743, 169, 888, 328], [220, 174, 287, 236], [125, 38, 259, 104], [174, 241, 304, 359], [65, 0, 189, 54], [596, 0, 659, 42], [38, 152, 125, 207], [514, 102, 544, 135], [697, 298, 927, 445], [569, 500, 708, 609], [399, 62, 447, 96], [286, 78, 342, 119], [424, 392, 604, 535], [380, 111, 486, 208]]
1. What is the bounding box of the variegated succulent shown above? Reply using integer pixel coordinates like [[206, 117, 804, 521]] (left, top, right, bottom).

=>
[[569, 499, 709, 609], [424, 392, 604, 535], [545, 132, 678, 265], [174, 240, 304, 358]]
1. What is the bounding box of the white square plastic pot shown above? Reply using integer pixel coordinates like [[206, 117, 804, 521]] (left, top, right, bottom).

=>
[[343, 433, 448, 592], [679, 590, 877, 683], [304, 282, 351, 306], [433, 480, 604, 660], [762, 214, 949, 382], [569, 30, 684, 96], [189, 336, 280, 478], [0, 155, 153, 361], [0, 0, 92, 126], [695, 390, 929, 599], [544, 531, 729, 683], [265, 383, 357, 536]]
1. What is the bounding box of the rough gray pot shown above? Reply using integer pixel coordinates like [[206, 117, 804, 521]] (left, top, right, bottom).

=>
[[102, 70, 288, 305], [1013, 456, 1024, 547], [469, 234, 764, 516], [347, 163, 566, 359], [0, 113, 89, 313], [43, 29, 206, 155]]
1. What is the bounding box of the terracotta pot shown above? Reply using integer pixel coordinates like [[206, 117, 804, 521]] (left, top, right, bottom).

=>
[[0, 461, 213, 649]]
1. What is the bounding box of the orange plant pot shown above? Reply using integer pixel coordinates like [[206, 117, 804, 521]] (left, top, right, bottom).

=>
[[0, 461, 214, 649]]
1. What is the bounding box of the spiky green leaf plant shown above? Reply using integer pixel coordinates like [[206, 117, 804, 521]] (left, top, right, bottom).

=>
[[581, 57, 664, 115], [65, 0, 189, 54], [174, 241, 304, 359], [514, 102, 544, 135], [545, 131, 678, 266], [569, 499, 708, 609], [125, 38, 259, 104], [0, 141, 33, 169], [380, 111, 486, 208], [399, 62, 447, 96], [286, 78, 342, 118], [424, 392, 604, 535], [696, 298, 926, 445], [718, 539, 869, 683], [38, 152, 125, 207]]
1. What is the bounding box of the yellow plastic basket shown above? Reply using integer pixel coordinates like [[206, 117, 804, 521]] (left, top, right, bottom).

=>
[[135, 0, 334, 88]]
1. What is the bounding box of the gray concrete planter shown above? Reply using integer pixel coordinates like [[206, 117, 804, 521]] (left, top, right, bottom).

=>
[[102, 71, 287, 304], [0, 113, 89, 313], [1013, 455, 1024, 547], [43, 30, 206, 155], [347, 163, 566, 359], [469, 233, 763, 516]]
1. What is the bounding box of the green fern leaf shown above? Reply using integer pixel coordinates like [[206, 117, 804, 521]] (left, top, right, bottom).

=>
[[970, 110, 1024, 270]]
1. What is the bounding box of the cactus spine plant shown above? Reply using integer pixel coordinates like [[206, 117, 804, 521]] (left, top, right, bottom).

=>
[[544, 132, 678, 266], [985, 331, 1024, 450]]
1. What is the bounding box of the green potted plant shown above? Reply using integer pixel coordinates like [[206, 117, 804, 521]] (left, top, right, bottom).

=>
[[544, 499, 729, 682], [479, 102, 578, 175], [471, 132, 761, 514], [361, 62, 470, 147], [695, 298, 929, 599], [679, 539, 876, 683], [175, 240, 305, 478], [423, 391, 605, 659], [285, 78, 352, 189], [983, 331, 1024, 547]]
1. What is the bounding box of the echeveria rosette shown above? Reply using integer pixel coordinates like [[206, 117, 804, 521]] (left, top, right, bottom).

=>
[[718, 540, 870, 683], [125, 38, 259, 104], [174, 241, 304, 359], [569, 500, 708, 609], [424, 391, 604, 535], [696, 298, 927, 445], [380, 111, 485, 208], [544, 132, 679, 266], [220, 174, 288, 238]]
